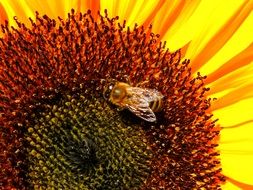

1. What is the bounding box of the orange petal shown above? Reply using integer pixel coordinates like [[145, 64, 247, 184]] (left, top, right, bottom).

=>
[[22, 0, 55, 18], [144, 0, 186, 37], [86, 0, 100, 20], [206, 43, 253, 85], [0, 3, 8, 25], [153, 0, 198, 40], [211, 83, 253, 111], [223, 178, 253, 190], [100, 0, 164, 28], [142, 0, 166, 28], [122, 0, 139, 22], [207, 64, 253, 97], [191, 0, 253, 72], [160, 0, 201, 51]]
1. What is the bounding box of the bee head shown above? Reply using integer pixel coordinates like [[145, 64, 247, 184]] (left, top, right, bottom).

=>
[[103, 80, 117, 101]]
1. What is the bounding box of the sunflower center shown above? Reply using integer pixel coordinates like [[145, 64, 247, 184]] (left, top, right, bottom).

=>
[[0, 9, 224, 189], [23, 85, 152, 189]]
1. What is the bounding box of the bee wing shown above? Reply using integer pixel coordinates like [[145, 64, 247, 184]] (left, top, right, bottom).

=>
[[124, 87, 162, 122], [126, 103, 157, 122], [128, 87, 164, 102]]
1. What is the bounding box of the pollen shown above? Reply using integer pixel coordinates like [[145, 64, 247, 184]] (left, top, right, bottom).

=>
[[0, 9, 225, 189]]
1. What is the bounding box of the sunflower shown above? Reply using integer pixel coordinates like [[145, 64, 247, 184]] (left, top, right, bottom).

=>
[[0, 0, 252, 189]]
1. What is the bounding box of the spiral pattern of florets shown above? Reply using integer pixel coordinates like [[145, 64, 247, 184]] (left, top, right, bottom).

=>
[[0, 9, 225, 189]]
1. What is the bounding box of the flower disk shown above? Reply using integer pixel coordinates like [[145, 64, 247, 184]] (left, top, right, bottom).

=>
[[0, 10, 225, 189]]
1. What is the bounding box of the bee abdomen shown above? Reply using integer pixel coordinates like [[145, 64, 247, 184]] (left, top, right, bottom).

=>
[[149, 99, 162, 112]]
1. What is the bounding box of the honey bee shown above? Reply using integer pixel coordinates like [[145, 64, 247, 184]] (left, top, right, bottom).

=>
[[103, 80, 163, 122]]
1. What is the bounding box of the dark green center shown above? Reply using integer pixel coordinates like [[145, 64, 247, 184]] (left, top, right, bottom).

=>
[[25, 89, 152, 189]]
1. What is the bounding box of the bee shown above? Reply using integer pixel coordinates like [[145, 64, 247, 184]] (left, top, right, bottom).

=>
[[103, 80, 163, 122]]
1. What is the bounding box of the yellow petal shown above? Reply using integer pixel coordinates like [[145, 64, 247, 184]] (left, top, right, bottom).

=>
[[198, 12, 253, 77], [1, 0, 33, 26], [22, 0, 72, 19], [184, 0, 252, 72], [101, 0, 130, 23], [208, 63, 253, 110], [219, 121, 253, 185], [161, 0, 201, 51], [212, 98, 253, 127], [152, 0, 200, 39], [206, 44, 253, 95], [222, 179, 253, 190], [100, 0, 166, 28], [222, 181, 241, 190], [211, 84, 253, 111]]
